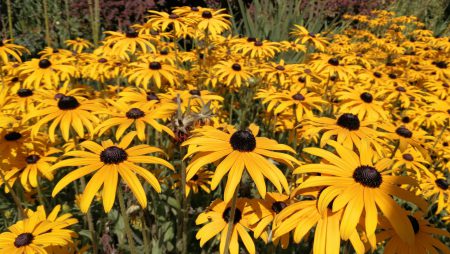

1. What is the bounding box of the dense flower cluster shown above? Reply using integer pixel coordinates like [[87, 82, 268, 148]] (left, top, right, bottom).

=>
[[0, 6, 448, 254]]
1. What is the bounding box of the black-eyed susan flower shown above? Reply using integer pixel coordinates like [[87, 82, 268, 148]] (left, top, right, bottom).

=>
[[18, 58, 76, 88], [103, 30, 156, 57], [418, 172, 449, 215], [95, 99, 175, 141], [195, 8, 231, 35], [0, 39, 29, 63], [295, 140, 428, 244], [182, 124, 298, 202], [335, 87, 388, 121], [24, 87, 102, 142], [376, 212, 450, 253], [127, 59, 180, 89], [146, 11, 192, 37], [195, 198, 257, 254], [65, 38, 93, 53], [290, 25, 329, 51], [213, 61, 253, 88], [173, 168, 213, 197], [51, 131, 174, 212], [0, 212, 75, 253], [232, 39, 280, 59]]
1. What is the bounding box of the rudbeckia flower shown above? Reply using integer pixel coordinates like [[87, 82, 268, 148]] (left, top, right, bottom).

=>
[[335, 88, 388, 121], [290, 25, 329, 51], [18, 57, 76, 88], [232, 39, 280, 59], [103, 30, 156, 57], [213, 61, 253, 87], [295, 140, 428, 244], [51, 131, 174, 212], [95, 99, 175, 141], [0, 39, 29, 63], [195, 9, 231, 35], [24, 88, 102, 142], [196, 198, 257, 254], [376, 212, 450, 253], [146, 11, 193, 37], [127, 60, 180, 89], [0, 212, 75, 253], [418, 172, 449, 215], [182, 124, 298, 202], [65, 38, 93, 53], [173, 168, 213, 197]]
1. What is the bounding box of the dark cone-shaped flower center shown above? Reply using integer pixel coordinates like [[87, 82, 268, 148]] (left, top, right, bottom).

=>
[[146, 92, 160, 101], [230, 130, 256, 152], [271, 201, 287, 214], [4, 132, 22, 141], [396, 86, 406, 92], [434, 61, 447, 69], [100, 146, 128, 164], [17, 88, 33, 98], [38, 59, 52, 69], [12, 77, 19, 82], [360, 92, 373, 103], [169, 13, 179, 19], [98, 58, 107, 63], [232, 63, 242, 71], [402, 116, 410, 123], [275, 65, 285, 71], [292, 93, 305, 101], [388, 73, 397, 79], [395, 126, 413, 138], [126, 108, 145, 119], [149, 62, 162, 70], [337, 113, 360, 130], [402, 153, 414, 161], [160, 49, 169, 55], [373, 72, 382, 78], [222, 207, 242, 224], [407, 215, 420, 234], [192, 174, 199, 181], [353, 165, 382, 188], [254, 41, 263, 46], [58, 96, 80, 110], [14, 233, 34, 247], [126, 31, 139, 38], [247, 37, 256, 42], [328, 58, 339, 66], [189, 90, 201, 96], [202, 11, 212, 19], [298, 76, 306, 83], [435, 178, 449, 190], [26, 155, 40, 164]]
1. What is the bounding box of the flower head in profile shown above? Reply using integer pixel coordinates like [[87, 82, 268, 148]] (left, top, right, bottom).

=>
[[65, 38, 93, 53], [182, 124, 298, 202], [51, 131, 174, 213], [0, 39, 29, 63]]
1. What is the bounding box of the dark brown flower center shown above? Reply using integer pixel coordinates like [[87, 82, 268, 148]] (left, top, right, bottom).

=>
[[254, 41, 263, 46], [396, 86, 406, 92], [126, 31, 139, 38], [271, 201, 287, 214], [12, 77, 19, 82], [14, 233, 34, 247], [98, 58, 107, 63], [373, 72, 382, 78], [337, 113, 360, 130], [292, 93, 305, 101], [275, 65, 285, 71], [247, 37, 256, 42], [222, 207, 242, 224], [407, 215, 420, 234], [434, 61, 447, 69], [192, 174, 199, 181], [353, 165, 382, 188], [360, 92, 373, 103], [149, 62, 162, 70], [189, 90, 201, 96], [402, 153, 413, 161], [100, 146, 128, 164], [26, 155, 40, 164], [58, 95, 80, 110], [126, 108, 145, 119], [435, 178, 449, 190], [169, 13, 179, 19], [232, 63, 241, 71], [17, 88, 33, 98], [388, 73, 397, 79], [328, 58, 339, 66], [401, 116, 411, 123], [4, 132, 22, 141], [38, 59, 52, 69], [160, 49, 169, 55], [146, 92, 160, 101], [230, 130, 256, 152], [298, 76, 306, 83], [395, 126, 412, 138], [202, 11, 212, 19]]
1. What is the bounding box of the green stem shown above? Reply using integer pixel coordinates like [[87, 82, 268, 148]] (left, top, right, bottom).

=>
[[432, 120, 448, 148], [181, 146, 188, 254], [140, 210, 150, 254], [390, 140, 399, 159], [42, 0, 51, 47], [93, 0, 100, 46], [118, 185, 138, 254], [0, 170, 26, 219], [6, 0, 13, 39], [36, 178, 49, 211], [223, 186, 239, 254]]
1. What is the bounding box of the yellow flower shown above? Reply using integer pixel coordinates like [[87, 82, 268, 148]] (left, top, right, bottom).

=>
[[65, 38, 93, 53], [18, 58, 76, 88], [51, 131, 174, 212], [0, 39, 29, 63]]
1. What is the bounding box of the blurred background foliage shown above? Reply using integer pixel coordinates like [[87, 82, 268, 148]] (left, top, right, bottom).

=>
[[0, 0, 449, 55]]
